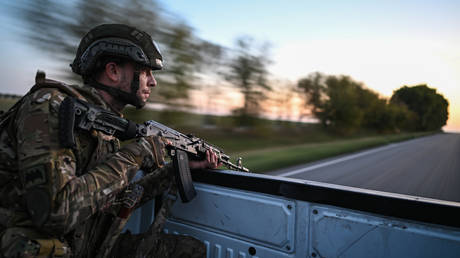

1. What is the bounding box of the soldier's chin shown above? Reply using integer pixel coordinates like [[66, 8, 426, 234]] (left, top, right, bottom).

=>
[[134, 95, 148, 109], [132, 97, 146, 109], [136, 100, 147, 109]]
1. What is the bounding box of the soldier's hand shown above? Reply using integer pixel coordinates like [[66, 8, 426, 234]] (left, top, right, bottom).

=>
[[189, 150, 221, 169], [132, 136, 167, 172]]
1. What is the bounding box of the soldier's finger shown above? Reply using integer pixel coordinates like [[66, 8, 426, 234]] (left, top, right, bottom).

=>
[[211, 152, 217, 166], [206, 150, 211, 164]]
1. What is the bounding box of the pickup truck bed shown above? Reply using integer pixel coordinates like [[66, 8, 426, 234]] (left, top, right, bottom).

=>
[[125, 170, 460, 258]]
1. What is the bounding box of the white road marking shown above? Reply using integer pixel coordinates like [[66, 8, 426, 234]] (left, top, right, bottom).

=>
[[278, 143, 401, 177]]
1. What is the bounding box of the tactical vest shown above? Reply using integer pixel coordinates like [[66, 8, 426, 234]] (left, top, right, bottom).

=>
[[0, 71, 121, 257]]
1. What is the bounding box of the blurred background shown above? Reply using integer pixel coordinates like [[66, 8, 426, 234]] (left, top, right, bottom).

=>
[[0, 0, 458, 172]]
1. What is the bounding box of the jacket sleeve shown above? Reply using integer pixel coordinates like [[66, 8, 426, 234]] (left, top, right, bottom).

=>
[[15, 89, 164, 235], [136, 163, 176, 207]]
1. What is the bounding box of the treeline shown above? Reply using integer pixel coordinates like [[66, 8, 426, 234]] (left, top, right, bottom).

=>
[[6, 0, 271, 116], [0, 94, 22, 99], [297, 72, 448, 134], [5, 1, 449, 134]]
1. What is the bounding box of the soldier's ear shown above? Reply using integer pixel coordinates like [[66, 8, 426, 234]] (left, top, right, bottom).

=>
[[105, 62, 121, 83]]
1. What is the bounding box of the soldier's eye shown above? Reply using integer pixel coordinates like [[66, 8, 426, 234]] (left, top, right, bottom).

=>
[[143, 69, 154, 77]]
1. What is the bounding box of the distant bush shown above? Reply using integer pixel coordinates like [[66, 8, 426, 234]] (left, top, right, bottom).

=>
[[391, 85, 449, 131], [297, 73, 445, 134]]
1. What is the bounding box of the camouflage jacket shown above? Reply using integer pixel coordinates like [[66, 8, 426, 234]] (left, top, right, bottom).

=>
[[0, 74, 173, 257]]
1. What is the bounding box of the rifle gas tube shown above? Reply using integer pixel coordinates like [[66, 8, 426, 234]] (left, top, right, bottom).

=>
[[59, 97, 249, 202]]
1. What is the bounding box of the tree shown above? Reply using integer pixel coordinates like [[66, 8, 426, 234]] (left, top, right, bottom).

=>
[[297, 72, 420, 134], [391, 85, 449, 131], [297, 72, 326, 118], [363, 99, 417, 132], [298, 73, 373, 134], [151, 24, 223, 105], [224, 36, 272, 118], [7, 0, 222, 106]]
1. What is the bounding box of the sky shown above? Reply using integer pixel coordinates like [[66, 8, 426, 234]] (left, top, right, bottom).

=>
[[158, 0, 460, 132], [0, 0, 459, 131]]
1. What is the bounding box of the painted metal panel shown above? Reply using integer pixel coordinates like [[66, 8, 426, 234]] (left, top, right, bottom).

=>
[[122, 199, 156, 234], [309, 205, 460, 258], [168, 183, 296, 252], [124, 176, 460, 258], [165, 221, 292, 258]]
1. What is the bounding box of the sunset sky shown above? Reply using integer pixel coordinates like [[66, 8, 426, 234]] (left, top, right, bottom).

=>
[[0, 1, 459, 131], [160, 0, 460, 132]]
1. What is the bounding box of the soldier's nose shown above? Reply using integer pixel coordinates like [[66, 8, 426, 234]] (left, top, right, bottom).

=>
[[149, 76, 157, 88]]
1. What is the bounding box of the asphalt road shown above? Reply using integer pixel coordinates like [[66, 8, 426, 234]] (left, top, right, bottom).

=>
[[270, 133, 460, 202]]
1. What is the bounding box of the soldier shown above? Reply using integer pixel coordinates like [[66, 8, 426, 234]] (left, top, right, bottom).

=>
[[0, 24, 218, 257]]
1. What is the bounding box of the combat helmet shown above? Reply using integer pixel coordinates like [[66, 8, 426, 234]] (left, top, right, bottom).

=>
[[71, 24, 163, 108]]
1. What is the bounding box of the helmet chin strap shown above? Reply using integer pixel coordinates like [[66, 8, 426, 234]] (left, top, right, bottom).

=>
[[89, 70, 145, 109]]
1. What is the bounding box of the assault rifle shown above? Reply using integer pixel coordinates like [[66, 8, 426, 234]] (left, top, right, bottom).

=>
[[59, 97, 249, 203]]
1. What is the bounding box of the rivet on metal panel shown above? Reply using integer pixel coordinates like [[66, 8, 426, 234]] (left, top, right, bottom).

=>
[[312, 209, 318, 215], [311, 252, 317, 257], [248, 247, 256, 256], [287, 204, 292, 210], [286, 245, 291, 250]]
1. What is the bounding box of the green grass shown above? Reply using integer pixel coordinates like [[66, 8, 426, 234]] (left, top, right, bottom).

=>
[[0, 96, 434, 173], [232, 132, 433, 173], [0, 97, 19, 112]]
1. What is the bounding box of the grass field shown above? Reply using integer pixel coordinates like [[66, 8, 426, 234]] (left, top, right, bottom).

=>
[[0, 97, 19, 112], [125, 106, 435, 173], [231, 132, 432, 173], [0, 96, 434, 173]]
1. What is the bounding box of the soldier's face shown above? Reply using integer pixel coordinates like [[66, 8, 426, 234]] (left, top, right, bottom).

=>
[[118, 63, 134, 93], [118, 63, 157, 105], [137, 68, 157, 104]]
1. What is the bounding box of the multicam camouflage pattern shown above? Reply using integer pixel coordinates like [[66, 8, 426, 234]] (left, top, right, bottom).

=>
[[0, 76, 204, 257], [1, 227, 70, 257]]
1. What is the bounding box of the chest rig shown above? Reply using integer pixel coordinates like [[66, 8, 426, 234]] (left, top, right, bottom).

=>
[[29, 71, 119, 174]]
